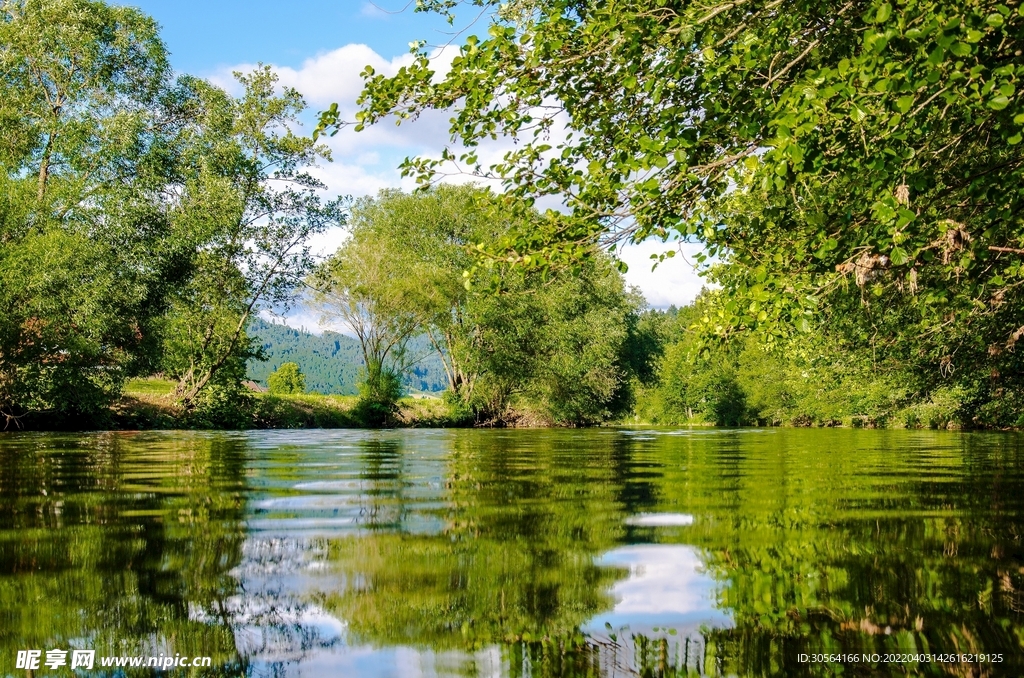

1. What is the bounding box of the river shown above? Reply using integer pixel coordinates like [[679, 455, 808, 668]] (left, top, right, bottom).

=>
[[0, 428, 1021, 676]]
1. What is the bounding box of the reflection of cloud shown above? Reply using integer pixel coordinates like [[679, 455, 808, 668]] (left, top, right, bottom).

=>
[[603, 545, 710, 615], [624, 513, 695, 527], [588, 545, 731, 631]]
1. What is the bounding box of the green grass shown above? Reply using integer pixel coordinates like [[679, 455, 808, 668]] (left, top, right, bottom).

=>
[[113, 380, 471, 429], [254, 393, 471, 428], [124, 377, 176, 397]]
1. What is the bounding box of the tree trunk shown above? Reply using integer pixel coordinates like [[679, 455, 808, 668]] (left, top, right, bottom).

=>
[[37, 132, 54, 201]]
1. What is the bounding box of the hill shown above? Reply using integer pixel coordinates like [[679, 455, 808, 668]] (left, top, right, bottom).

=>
[[247, 318, 447, 395]]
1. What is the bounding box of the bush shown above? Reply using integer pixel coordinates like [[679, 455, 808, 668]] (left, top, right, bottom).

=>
[[353, 364, 404, 426], [268, 362, 306, 395], [185, 382, 255, 429]]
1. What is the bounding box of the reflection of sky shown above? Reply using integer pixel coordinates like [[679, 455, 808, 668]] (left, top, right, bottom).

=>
[[194, 540, 732, 676], [194, 432, 735, 676], [265, 645, 507, 678], [586, 545, 732, 633]]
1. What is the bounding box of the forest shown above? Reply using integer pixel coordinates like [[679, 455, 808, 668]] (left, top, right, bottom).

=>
[[247, 319, 449, 396], [3, 0, 1024, 429]]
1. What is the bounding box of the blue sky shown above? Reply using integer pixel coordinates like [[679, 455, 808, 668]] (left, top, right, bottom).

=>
[[122, 0, 704, 316], [125, 1, 465, 74]]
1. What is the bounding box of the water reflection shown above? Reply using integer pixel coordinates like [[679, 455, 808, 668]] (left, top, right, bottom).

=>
[[0, 432, 248, 674], [0, 429, 1022, 676]]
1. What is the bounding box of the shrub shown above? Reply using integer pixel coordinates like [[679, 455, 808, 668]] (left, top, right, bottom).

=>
[[268, 362, 306, 395], [185, 382, 255, 429], [353, 363, 404, 426]]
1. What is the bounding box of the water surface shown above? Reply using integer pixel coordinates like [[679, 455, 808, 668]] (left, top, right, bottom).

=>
[[0, 428, 1021, 676]]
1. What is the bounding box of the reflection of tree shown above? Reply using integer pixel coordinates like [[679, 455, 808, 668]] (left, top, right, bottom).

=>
[[0, 433, 248, 673], [656, 430, 1024, 676], [357, 437, 408, 531], [325, 430, 1024, 676], [326, 431, 651, 652], [6, 429, 1020, 677]]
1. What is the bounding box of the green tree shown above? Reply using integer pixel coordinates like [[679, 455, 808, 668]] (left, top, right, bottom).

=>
[[162, 67, 345, 407], [314, 187, 657, 425], [310, 196, 425, 423], [267, 361, 306, 395], [341, 0, 1024, 419], [0, 0, 185, 425], [321, 186, 506, 403]]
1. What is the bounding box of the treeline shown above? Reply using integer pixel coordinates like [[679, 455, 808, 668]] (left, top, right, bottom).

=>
[[636, 294, 1023, 429], [0, 0, 341, 428], [8, 0, 1023, 431]]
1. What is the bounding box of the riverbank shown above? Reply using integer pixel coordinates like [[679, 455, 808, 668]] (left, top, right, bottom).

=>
[[105, 379, 466, 430], [8, 378, 1013, 432]]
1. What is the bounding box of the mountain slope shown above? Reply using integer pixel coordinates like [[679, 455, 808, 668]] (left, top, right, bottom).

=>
[[247, 318, 447, 395]]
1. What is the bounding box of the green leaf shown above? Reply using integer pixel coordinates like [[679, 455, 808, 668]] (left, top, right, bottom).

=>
[[950, 42, 972, 56], [989, 95, 1010, 110], [890, 246, 909, 266]]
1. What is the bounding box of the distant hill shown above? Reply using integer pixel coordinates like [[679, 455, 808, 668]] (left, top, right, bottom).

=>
[[247, 318, 447, 395]]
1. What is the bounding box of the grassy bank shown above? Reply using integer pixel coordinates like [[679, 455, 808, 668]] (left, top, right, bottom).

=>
[[25, 378, 1009, 432], [107, 379, 467, 430]]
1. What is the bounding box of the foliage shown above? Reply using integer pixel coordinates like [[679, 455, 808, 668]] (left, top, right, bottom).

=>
[[343, 0, 1024, 418], [315, 187, 659, 426], [162, 67, 345, 406], [0, 0, 340, 425], [0, 0, 183, 426], [267, 361, 306, 395], [324, 186, 504, 403], [310, 190, 443, 419], [637, 293, 981, 428], [494, 256, 651, 425], [351, 362, 405, 426], [183, 381, 256, 429]]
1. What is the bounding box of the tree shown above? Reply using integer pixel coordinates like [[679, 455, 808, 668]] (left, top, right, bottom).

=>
[[0, 0, 184, 425], [338, 0, 1024, 413], [310, 197, 423, 422], [267, 362, 306, 394], [162, 67, 345, 406], [314, 186, 657, 425], [318, 186, 505, 403], [0, 1, 345, 427], [492, 256, 652, 425]]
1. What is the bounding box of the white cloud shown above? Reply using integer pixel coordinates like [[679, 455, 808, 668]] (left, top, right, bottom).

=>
[[209, 44, 473, 202], [212, 44, 711, 328], [210, 44, 415, 108], [360, 2, 390, 19], [617, 240, 709, 309]]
